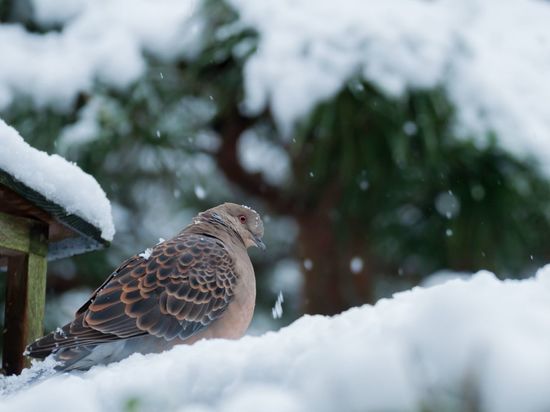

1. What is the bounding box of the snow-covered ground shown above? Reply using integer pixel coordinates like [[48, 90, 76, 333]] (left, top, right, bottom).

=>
[[2, 266, 550, 412], [0, 119, 114, 240]]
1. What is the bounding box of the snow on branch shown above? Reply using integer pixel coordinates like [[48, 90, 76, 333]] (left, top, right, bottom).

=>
[[0, 0, 200, 111], [230, 0, 550, 173]]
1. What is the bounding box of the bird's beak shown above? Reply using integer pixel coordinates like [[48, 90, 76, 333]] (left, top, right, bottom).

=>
[[254, 236, 266, 250]]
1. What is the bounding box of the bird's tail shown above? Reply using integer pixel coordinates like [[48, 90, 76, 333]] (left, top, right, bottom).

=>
[[25, 323, 73, 359]]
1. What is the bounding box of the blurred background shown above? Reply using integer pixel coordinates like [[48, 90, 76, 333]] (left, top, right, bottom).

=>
[[1, 0, 549, 339]]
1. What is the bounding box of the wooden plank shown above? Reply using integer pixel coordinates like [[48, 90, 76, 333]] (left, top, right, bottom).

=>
[[1, 222, 48, 375], [29, 224, 48, 257], [0, 211, 31, 254], [3, 254, 28, 375], [0, 170, 107, 249], [25, 254, 48, 346], [26, 225, 49, 349], [0, 183, 78, 243]]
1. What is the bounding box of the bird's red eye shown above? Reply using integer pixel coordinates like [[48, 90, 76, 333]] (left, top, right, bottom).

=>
[[239, 215, 247, 224]]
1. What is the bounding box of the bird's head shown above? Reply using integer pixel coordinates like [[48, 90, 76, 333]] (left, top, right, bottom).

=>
[[202, 203, 265, 250]]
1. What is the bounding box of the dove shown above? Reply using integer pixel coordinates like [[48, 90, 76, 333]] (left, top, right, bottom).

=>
[[25, 203, 265, 371]]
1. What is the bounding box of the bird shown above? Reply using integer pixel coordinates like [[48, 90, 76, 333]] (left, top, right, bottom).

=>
[[25, 203, 265, 371]]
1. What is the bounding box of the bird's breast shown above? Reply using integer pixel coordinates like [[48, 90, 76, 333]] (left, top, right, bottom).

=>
[[186, 259, 256, 343]]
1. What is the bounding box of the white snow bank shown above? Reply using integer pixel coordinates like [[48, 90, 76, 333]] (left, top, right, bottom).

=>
[[230, 0, 550, 172], [3, 265, 550, 411], [0, 0, 200, 110], [0, 119, 114, 240]]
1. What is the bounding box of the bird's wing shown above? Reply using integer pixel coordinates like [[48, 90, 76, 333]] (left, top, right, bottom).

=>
[[26, 234, 238, 357], [86, 233, 238, 339], [75, 255, 142, 316]]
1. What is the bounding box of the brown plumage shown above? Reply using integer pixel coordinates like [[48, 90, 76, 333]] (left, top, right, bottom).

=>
[[26, 203, 265, 371]]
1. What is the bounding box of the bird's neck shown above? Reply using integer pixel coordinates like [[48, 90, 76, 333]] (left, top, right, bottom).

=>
[[183, 212, 246, 249]]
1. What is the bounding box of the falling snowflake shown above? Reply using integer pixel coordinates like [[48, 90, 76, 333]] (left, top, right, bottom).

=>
[[403, 121, 417, 135], [272, 291, 284, 319], [350, 257, 364, 274], [194, 185, 206, 199]]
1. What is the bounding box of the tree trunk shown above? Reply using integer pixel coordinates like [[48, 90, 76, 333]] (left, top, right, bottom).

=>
[[296, 205, 375, 316], [212, 110, 376, 315]]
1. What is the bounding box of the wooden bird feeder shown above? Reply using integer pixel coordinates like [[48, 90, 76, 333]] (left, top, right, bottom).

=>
[[0, 168, 109, 375]]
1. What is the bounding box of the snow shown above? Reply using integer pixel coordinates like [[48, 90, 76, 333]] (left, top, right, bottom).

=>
[[58, 96, 104, 150], [30, 0, 90, 26], [403, 121, 418, 136], [194, 184, 206, 200], [435, 190, 460, 219], [0, 0, 200, 110], [350, 256, 363, 274], [271, 291, 284, 319], [237, 129, 291, 186], [228, 0, 550, 172], [2, 266, 550, 411], [358, 174, 369, 192], [54, 327, 67, 339], [138, 248, 153, 260], [269, 259, 303, 297], [2, 0, 549, 174], [0, 119, 114, 240], [421, 270, 471, 288]]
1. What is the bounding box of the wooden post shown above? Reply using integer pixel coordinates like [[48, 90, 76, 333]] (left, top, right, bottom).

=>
[[0, 212, 48, 375]]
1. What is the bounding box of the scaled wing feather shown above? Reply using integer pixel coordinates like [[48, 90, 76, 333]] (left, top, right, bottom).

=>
[[26, 234, 238, 357]]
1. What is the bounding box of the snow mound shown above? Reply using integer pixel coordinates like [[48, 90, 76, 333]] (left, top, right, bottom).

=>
[[2, 266, 550, 411], [0, 119, 114, 240], [230, 0, 550, 172]]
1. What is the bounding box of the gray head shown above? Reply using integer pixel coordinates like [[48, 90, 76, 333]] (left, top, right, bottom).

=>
[[201, 203, 265, 250]]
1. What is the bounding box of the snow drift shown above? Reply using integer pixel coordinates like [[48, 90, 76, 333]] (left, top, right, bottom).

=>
[[2, 266, 550, 412]]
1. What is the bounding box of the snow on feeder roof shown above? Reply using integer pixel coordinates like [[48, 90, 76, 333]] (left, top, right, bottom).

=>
[[0, 119, 114, 259]]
